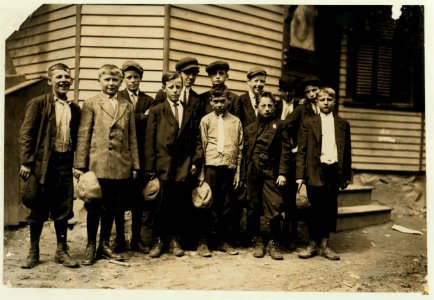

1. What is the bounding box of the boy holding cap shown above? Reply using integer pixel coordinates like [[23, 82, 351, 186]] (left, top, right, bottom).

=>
[[239, 67, 267, 127], [113, 60, 155, 254], [74, 64, 140, 265], [199, 60, 240, 118], [197, 88, 243, 257]]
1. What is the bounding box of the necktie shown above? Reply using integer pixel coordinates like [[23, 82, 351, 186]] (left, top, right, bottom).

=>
[[173, 102, 180, 126], [131, 92, 137, 108], [217, 114, 225, 154]]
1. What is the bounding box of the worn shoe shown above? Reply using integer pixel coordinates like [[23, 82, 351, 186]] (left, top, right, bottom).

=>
[[82, 242, 96, 266], [218, 242, 238, 255], [267, 240, 284, 260], [21, 250, 39, 269], [169, 239, 185, 257], [252, 236, 265, 258], [55, 244, 79, 268], [320, 238, 340, 260], [97, 241, 124, 261], [149, 238, 164, 258], [197, 243, 212, 257], [298, 240, 318, 259], [131, 242, 150, 254]]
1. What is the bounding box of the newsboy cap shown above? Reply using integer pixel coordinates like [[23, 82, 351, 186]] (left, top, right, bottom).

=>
[[301, 75, 322, 88], [247, 67, 267, 79], [143, 178, 160, 201], [192, 182, 213, 209], [77, 171, 102, 204], [279, 76, 296, 91], [175, 57, 200, 72], [206, 61, 230, 74], [121, 60, 144, 76]]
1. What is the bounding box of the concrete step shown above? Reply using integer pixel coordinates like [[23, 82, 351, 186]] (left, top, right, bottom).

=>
[[336, 204, 392, 231], [338, 184, 374, 207]]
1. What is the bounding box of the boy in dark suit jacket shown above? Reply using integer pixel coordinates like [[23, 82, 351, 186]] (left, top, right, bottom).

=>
[[238, 67, 267, 127], [296, 87, 352, 261], [243, 92, 291, 260], [145, 71, 203, 258], [74, 64, 140, 265], [19, 63, 81, 269], [113, 61, 155, 254]]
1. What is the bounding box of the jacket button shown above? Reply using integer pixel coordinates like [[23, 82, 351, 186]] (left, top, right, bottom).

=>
[[108, 146, 112, 150]]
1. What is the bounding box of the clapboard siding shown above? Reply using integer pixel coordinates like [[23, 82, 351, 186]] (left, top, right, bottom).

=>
[[78, 4, 165, 101], [169, 4, 284, 95], [6, 5, 77, 81]]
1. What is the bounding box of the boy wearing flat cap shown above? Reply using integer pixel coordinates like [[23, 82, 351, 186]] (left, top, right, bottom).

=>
[[113, 60, 155, 254], [239, 67, 268, 127], [199, 60, 240, 119]]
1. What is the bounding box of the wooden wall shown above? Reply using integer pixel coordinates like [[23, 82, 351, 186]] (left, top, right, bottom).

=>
[[168, 4, 284, 95], [338, 32, 425, 172]]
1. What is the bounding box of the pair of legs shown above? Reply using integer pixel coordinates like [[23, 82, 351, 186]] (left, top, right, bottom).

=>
[[246, 162, 284, 260], [197, 166, 238, 257], [82, 179, 128, 265], [22, 151, 78, 269], [298, 163, 340, 260]]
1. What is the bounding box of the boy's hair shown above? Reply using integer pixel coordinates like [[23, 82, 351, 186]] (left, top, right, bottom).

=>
[[210, 84, 228, 100], [47, 63, 71, 78], [317, 87, 336, 100], [259, 91, 276, 104], [98, 64, 123, 79], [162, 71, 182, 86]]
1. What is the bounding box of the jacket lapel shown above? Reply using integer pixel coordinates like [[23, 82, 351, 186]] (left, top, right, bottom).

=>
[[335, 116, 345, 157], [99, 93, 116, 118], [163, 100, 179, 128], [113, 100, 127, 125], [243, 94, 256, 120], [267, 120, 280, 150], [248, 120, 260, 158], [179, 102, 191, 136], [47, 94, 56, 137], [312, 115, 321, 143]]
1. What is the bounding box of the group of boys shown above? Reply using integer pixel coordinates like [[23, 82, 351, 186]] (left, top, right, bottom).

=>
[[18, 56, 351, 269]]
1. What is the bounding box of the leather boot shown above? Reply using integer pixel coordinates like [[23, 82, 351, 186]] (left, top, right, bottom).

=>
[[298, 239, 318, 259], [149, 237, 164, 258], [97, 241, 124, 261], [252, 236, 265, 258], [267, 240, 284, 260], [55, 243, 79, 268], [169, 238, 185, 257], [320, 238, 340, 260], [21, 222, 43, 269], [82, 241, 96, 266]]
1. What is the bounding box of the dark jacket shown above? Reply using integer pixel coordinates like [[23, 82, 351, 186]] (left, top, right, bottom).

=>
[[238, 92, 257, 127], [145, 100, 203, 182], [295, 114, 352, 187], [19, 93, 81, 184]]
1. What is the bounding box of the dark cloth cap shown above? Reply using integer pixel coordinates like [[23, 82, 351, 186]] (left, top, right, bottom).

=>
[[301, 75, 322, 87], [247, 67, 267, 79], [176, 57, 200, 72], [121, 60, 144, 75], [206, 61, 230, 74], [279, 76, 296, 91]]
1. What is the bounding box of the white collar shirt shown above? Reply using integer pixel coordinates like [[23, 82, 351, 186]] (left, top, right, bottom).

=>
[[320, 112, 338, 164]]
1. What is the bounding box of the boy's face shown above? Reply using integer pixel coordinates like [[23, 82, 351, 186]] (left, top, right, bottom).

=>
[[164, 76, 183, 102], [181, 69, 198, 88], [280, 87, 295, 103], [304, 85, 319, 102], [210, 97, 229, 115], [317, 92, 335, 114], [257, 97, 275, 118], [247, 75, 266, 95], [99, 73, 122, 96], [48, 69, 73, 99], [123, 70, 141, 93], [209, 70, 228, 86]]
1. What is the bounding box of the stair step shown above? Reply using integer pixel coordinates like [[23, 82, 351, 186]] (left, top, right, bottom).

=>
[[336, 204, 392, 231], [339, 184, 374, 207]]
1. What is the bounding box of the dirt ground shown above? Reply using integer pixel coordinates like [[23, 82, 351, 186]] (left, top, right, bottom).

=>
[[2, 204, 428, 298]]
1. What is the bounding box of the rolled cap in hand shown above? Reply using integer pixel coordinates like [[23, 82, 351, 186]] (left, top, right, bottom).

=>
[[77, 171, 102, 204], [143, 177, 160, 201], [247, 67, 267, 79], [175, 57, 200, 72], [121, 60, 144, 76], [192, 182, 213, 209], [206, 61, 229, 74]]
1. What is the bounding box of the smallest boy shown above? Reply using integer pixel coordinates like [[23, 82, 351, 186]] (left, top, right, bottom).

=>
[[197, 88, 243, 257], [243, 92, 291, 260]]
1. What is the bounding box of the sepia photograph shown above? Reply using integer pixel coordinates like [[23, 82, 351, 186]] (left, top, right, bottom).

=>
[[1, 1, 431, 299]]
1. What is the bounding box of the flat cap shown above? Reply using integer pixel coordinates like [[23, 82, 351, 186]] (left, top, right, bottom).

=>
[[192, 182, 213, 209], [143, 178, 160, 201], [279, 76, 296, 91], [77, 171, 102, 204], [175, 57, 200, 72], [301, 75, 321, 87], [121, 60, 144, 75], [247, 67, 267, 79], [206, 61, 230, 74]]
